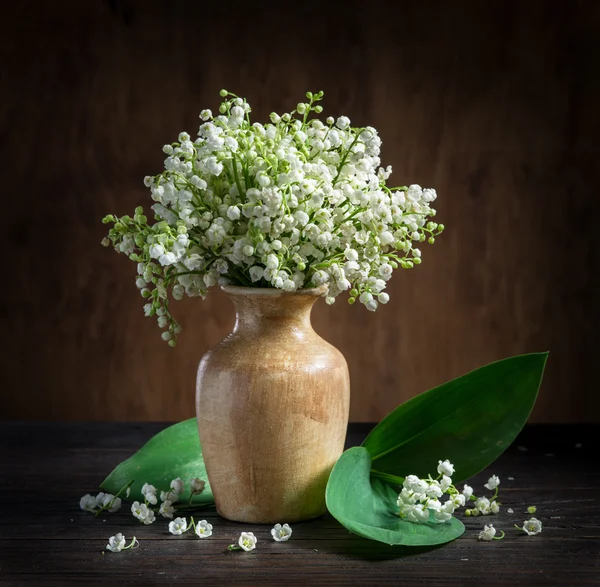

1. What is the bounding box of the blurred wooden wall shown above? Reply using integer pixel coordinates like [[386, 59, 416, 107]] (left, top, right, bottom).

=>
[[1, 0, 598, 422]]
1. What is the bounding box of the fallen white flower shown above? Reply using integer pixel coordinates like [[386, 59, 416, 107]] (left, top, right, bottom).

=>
[[239, 531, 257, 551], [159, 500, 175, 519], [520, 517, 542, 536], [106, 533, 126, 553], [106, 533, 138, 553], [169, 517, 188, 536], [271, 523, 292, 542], [79, 494, 97, 512], [478, 524, 496, 541], [195, 520, 213, 538], [131, 501, 156, 525]]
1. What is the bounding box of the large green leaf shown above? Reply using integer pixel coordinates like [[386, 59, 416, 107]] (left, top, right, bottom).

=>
[[362, 352, 548, 485], [326, 446, 465, 546], [101, 418, 214, 506]]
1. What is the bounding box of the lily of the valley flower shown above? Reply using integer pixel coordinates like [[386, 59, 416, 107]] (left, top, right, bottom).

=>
[[190, 478, 206, 493], [80, 494, 97, 512], [142, 483, 158, 505], [170, 478, 185, 495], [462, 484, 474, 499], [478, 524, 504, 541], [478, 524, 497, 541], [168, 517, 188, 536], [131, 501, 156, 525], [484, 475, 500, 491], [437, 460, 455, 477], [239, 532, 257, 551], [195, 520, 213, 538], [517, 517, 543, 536], [159, 500, 175, 519], [271, 523, 292, 542], [80, 492, 122, 514], [106, 533, 138, 553]]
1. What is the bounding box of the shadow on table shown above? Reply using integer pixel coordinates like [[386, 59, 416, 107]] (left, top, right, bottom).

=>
[[292, 525, 447, 561]]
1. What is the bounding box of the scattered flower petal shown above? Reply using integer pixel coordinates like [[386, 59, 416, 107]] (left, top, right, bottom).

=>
[[159, 500, 175, 519]]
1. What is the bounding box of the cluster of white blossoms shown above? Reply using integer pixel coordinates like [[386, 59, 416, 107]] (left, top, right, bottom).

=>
[[398, 460, 466, 524], [398, 461, 504, 524], [80, 490, 123, 515], [167, 516, 213, 538], [465, 474, 501, 517], [102, 90, 444, 344], [131, 477, 206, 524]]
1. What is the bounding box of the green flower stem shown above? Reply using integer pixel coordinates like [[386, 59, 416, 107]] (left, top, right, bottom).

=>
[[493, 530, 505, 540], [125, 537, 139, 550], [231, 153, 245, 198], [332, 130, 364, 187]]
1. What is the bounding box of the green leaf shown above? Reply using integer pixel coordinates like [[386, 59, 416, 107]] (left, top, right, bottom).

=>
[[100, 418, 214, 506], [362, 352, 548, 485], [326, 447, 464, 546]]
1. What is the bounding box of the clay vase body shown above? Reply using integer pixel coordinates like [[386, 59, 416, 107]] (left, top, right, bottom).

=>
[[196, 285, 350, 523]]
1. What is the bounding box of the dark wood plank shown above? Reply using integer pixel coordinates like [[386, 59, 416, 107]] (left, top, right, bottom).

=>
[[0, 423, 599, 585]]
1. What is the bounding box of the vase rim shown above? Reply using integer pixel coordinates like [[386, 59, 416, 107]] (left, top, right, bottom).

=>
[[221, 284, 328, 297]]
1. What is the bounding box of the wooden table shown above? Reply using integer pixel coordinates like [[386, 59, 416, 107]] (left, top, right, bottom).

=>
[[1, 423, 598, 586]]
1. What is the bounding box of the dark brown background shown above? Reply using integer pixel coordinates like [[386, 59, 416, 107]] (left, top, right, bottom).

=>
[[1, 0, 598, 422]]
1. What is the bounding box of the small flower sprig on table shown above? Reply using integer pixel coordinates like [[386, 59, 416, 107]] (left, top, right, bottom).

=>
[[271, 523, 292, 542], [478, 524, 505, 541], [80, 480, 133, 516], [106, 533, 139, 553], [130, 476, 206, 524], [102, 89, 444, 345], [516, 517, 543, 536], [228, 531, 258, 552]]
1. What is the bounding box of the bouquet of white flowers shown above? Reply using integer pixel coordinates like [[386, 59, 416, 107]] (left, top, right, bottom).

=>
[[103, 90, 444, 344]]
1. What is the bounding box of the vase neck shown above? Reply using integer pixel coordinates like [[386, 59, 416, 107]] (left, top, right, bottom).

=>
[[223, 286, 325, 335]]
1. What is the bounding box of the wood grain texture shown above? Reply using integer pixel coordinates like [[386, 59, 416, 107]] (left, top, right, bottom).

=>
[[196, 286, 350, 523], [0, 423, 599, 586], [0, 0, 598, 422]]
